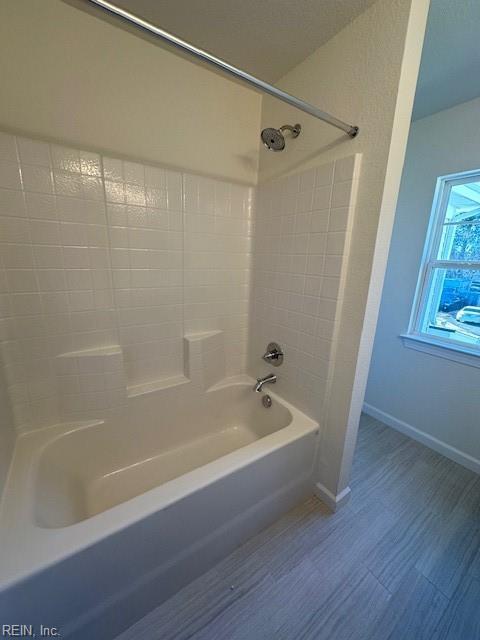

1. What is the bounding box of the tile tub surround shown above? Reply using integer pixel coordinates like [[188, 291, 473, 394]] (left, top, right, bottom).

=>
[[183, 174, 253, 376], [249, 155, 361, 421], [0, 128, 358, 434], [0, 131, 253, 431], [106, 157, 185, 387]]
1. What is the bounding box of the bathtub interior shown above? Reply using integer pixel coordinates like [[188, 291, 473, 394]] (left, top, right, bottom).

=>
[[34, 382, 294, 528]]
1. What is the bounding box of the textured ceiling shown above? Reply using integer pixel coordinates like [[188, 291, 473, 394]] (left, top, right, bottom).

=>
[[97, 0, 480, 122], [413, 0, 480, 120], [112, 0, 378, 81]]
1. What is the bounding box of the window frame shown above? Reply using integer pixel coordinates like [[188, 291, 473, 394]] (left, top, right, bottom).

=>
[[403, 169, 480, 366]]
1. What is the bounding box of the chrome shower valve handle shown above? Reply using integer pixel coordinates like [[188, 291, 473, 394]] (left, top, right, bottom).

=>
[[262, 342, 284, 366]]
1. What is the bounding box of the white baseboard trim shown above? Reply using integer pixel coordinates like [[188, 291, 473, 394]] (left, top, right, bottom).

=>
[[314, 482, 351, 511], [363, 403, 480, 474]]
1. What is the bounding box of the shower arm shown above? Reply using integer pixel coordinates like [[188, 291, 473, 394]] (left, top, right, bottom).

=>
[[86, 0, 359, 138], [279, 124, 301, 137]]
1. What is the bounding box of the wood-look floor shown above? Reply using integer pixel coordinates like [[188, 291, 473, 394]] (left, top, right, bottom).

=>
[[116, 414, 480, 640]]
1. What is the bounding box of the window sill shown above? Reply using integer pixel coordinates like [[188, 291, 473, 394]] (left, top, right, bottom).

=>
[[400, 333, 480, 369]]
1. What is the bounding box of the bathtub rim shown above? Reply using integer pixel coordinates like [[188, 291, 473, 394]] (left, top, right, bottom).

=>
[[0, 377, 319, 590]]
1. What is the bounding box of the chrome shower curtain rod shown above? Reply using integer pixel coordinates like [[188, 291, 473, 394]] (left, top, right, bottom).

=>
[[87, 0, 359, 138]]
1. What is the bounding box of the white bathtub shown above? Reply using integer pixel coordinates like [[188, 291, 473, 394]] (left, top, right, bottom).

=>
[[0, 377, 318, 638]]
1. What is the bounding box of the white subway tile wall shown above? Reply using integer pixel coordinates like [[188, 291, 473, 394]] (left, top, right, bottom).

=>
[[249, 155, 360, 420], [0, 132, 253, 431], [183, 173, 253, 375], [0, 129, 357, 432], [105, 159, 185, 386]]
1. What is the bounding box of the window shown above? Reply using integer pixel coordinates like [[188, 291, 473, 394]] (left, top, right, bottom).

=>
[[406, 170, 480, 361]]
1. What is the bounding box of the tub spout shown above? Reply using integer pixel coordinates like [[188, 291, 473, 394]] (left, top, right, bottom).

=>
[[253, 374, 277, 392]]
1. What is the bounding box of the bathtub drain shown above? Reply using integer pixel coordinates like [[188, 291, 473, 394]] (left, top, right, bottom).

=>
[[262, 394, 272, 408]]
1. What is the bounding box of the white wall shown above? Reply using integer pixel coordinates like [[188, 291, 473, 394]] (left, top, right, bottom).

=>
[[0, 131, 252, 432], [258, 0, 429, 499], [249, 155, 360, 422], [0, 0, 261, 185], [365, 96, 480, 468]]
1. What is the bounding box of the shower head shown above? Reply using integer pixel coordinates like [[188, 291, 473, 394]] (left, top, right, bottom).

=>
[[261, 128, 285, 151], [261, 124, 301, 152]]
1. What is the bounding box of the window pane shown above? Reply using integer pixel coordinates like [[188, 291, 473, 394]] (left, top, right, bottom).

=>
[[445, 181, 480, 223], [437, 222, 480, 261], [422, 268, 480, 347]]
